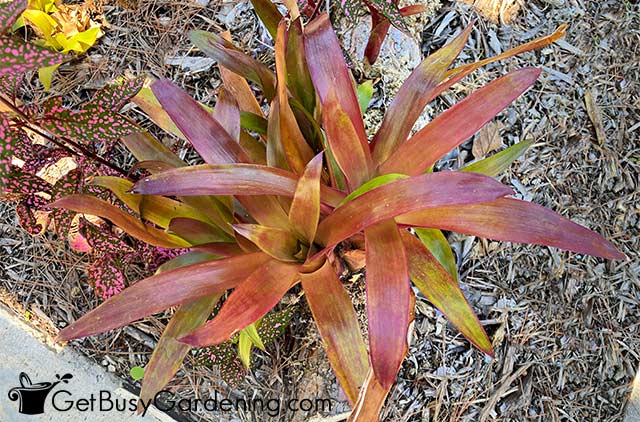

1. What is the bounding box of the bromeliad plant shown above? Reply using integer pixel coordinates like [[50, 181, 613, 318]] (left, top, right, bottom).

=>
[[44, 12, 624, 422]]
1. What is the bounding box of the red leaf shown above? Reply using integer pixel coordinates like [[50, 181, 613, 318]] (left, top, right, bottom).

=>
[[56, 252, 271, 341], [179, 260, 300, 346], [379, 67, 541, 175], [151, 79, 249, 164], [301, 259, 369, 404], [371, 24, 473, 164], [132, 164, 345, 208], [314, 171, 513, 251], [365, 220, 410, 388], [304, 14, 368, 147], [397, 197, 626, 260], [51, 194, 190, 248]]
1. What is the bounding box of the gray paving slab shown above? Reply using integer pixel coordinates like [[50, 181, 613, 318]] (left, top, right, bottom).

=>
[[0, 304, 174, 422], [625, 367, 640, 422]]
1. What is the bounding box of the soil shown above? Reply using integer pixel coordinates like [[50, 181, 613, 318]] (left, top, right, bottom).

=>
[[1, 0, 638, 421]]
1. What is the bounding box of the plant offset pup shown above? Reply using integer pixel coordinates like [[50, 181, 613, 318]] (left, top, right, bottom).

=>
[[49, 12, 624, 421]]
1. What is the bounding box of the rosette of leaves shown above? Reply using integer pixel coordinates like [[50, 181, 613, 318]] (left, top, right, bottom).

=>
[[50, 14, 625, 421]]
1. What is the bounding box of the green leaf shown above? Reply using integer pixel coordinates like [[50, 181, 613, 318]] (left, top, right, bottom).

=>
[[243, 322, 265, 350], [356, 80, 374, 114], [37, 63, 60, 90], [414, 228, 458, 281], [401, 231, 493, 355], [238, 330, 253, 368], [130, 366, 145, 381], [249, 0, 281, 40], [240, 111, 268, 135], [339, 173, 408, 206], [461, 138, 534, 177]]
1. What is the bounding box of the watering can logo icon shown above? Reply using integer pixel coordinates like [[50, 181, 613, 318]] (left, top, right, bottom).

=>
[[7, 372, 73, 415]]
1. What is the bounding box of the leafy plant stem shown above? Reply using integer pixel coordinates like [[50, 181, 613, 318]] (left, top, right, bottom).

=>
[[0, 94, 130, 178]]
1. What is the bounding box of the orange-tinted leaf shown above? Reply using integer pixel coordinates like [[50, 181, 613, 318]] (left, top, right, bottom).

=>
[[379, 68, 541, 175], [301, 259, 368, 405], [232, 224, 300, 262], [274, 20, 315, 174], [401, 231, 493, 355], [212, 87, 241, 141], [397, 197, 626, 260], [371, 23, 473, 165], [323, 90, 373, 191], [365, 220, 410, 388], [445, 25, 567, 80], [121, 132, 186, 169], [56, 253, 271, 341], [51, 195, 189, 248], [179, 260, 300, 346], [348, 369, 391, 422], [314, 171, 513, 250], [151, 79, 249, 164], [289, 153, 323, 243]]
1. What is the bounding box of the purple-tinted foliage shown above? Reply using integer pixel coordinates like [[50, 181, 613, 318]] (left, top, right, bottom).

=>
[[88, 255, 127, 300], [80, 218, 133, 256], [48, 169, 82, 236]]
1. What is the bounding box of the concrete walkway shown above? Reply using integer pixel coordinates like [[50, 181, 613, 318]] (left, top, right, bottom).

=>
[[0, 304, 174, 422], [626, 367, 640, 422]]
